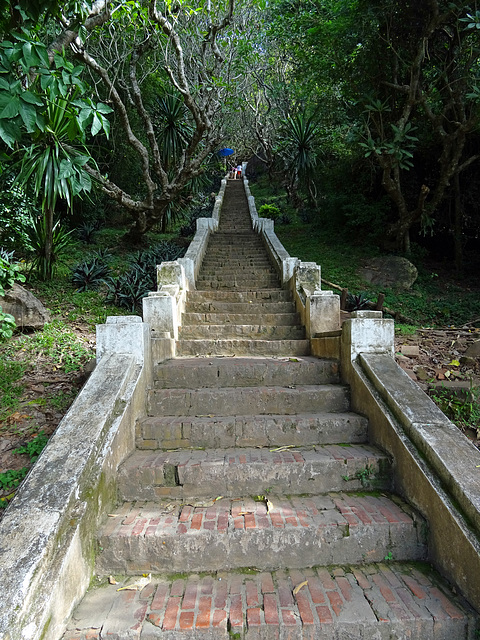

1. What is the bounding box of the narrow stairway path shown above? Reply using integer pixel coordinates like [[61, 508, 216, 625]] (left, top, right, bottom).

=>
[[63, 179, 476, 639]]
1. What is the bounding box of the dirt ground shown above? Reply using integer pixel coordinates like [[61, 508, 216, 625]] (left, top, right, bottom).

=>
[[1, 324, 479, 513]]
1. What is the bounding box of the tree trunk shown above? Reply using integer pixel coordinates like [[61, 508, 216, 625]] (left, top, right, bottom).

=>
[[453, 172, 463, 273]]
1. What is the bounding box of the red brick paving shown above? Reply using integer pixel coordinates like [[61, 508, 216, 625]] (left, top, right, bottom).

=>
[[62, 563, 473, 638]]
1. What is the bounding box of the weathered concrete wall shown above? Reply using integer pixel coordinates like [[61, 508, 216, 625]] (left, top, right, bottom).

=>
[[341, 313, 480, 610], [0, 318, 152, 640], [179, 177, 227, 290]]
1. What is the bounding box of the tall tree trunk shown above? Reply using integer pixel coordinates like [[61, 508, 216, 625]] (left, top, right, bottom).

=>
[[453, 172, 463, 273]]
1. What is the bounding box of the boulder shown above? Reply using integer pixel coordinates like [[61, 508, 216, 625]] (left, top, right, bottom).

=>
[[0, 283, 50, 329], [465, 340, 480, 358], [361, 256, 418, 290]]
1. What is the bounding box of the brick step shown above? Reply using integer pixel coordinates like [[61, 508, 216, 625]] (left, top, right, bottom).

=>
[[187, 290, 291, 302], [181, 312, 301, 327], [211, 226, 253, 232], [199, 264, 271, 272], [153, 357, 339, 389], [200, 263, 274, 271], [207, 246, 267, 254], [206, 243, 266, 250], [178, 324, 305, 341], [136, 412, 368, 450], [185, 301, 296, 314], [195, 282, 281, 291], [62, 563, 477, 640], [118, 445, 391, 502], [202, 247, 272, 258], [208, 231, 263, 239], [96, 494, 427, 575], [176, 338, 311, 357], [147, 383, 344, 416]]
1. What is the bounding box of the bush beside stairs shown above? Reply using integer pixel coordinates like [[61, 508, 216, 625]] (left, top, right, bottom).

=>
[[63, 180, 477, 639]]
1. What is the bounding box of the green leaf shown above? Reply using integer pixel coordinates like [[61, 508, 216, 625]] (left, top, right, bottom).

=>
[[0, 96, 20, 119], [100, 113, 110, 138], [72, 155, 90, 167], [96, 102, 113, 115], [91, 112, 102, 136], [20, 91, 43, 106], [0, 78, 9, 91], [35, 43, 50, 67], [19, 100, 37, 132], [0, 119, 19, 148], [77, 107, 92, 131]]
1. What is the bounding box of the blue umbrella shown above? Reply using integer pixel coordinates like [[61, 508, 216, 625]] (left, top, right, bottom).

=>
[[218, 148, 234, 157]]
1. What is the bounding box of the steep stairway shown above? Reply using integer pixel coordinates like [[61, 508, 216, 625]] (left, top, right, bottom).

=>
[[177, 179, 310, 357], [63, 179, 476, 639]]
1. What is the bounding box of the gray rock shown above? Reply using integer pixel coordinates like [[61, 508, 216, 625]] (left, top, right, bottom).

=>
[[361, 256, 418, 289], [0, 283, 50, 329], [465, 340, 480, 358]]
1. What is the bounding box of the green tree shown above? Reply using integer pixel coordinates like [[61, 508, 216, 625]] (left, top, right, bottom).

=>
[[0, 0, 261, 247], [0, 4, 112, 278]]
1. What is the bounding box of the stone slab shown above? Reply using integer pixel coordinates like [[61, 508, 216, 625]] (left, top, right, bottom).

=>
[[153, 356, 339, 389], [136, 412, 368, 450], [176, 338, 311, 357]]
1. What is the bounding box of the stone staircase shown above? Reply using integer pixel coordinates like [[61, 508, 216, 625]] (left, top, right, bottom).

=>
[[63, 179, 476, 639], [177, 180, 309, 357]]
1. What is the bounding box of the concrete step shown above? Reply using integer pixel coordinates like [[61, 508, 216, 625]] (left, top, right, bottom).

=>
[[187, 290, 291, 302], [153, 357, 339, 389], [178, 324, 305, 340], [96, 494, 427, 574], [199, 268, 277, 277], [147, 383, 345, 417], [202, 243, 266, 251], [201, 257, 272, 264], [185, 301, 296, 314], [118, 445, 392, 501], [136, 412, 369, 450], [182, 312, 301, 326], [176, 338, 311, 357], [62, 563, 477, 640], [195, 278, 281, 289]]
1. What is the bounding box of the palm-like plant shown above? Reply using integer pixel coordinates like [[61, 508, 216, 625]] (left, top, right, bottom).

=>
[[278, 113, 319, 207], [25, 215, 75, 281], [152, 94, 193, 170], [14, 95, 92, 279]]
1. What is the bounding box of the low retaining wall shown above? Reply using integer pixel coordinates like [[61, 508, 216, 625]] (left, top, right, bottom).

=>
[[341, 312, 480, 611], [0, 318, 152, 640]]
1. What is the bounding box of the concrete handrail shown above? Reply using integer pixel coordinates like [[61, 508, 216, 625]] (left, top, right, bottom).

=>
[[179, 177, 227, 289], [0, 334, 150, 639], [341, 310, 480, 609], [243, 175, 340, 338], [142, 177, 228, 358]]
